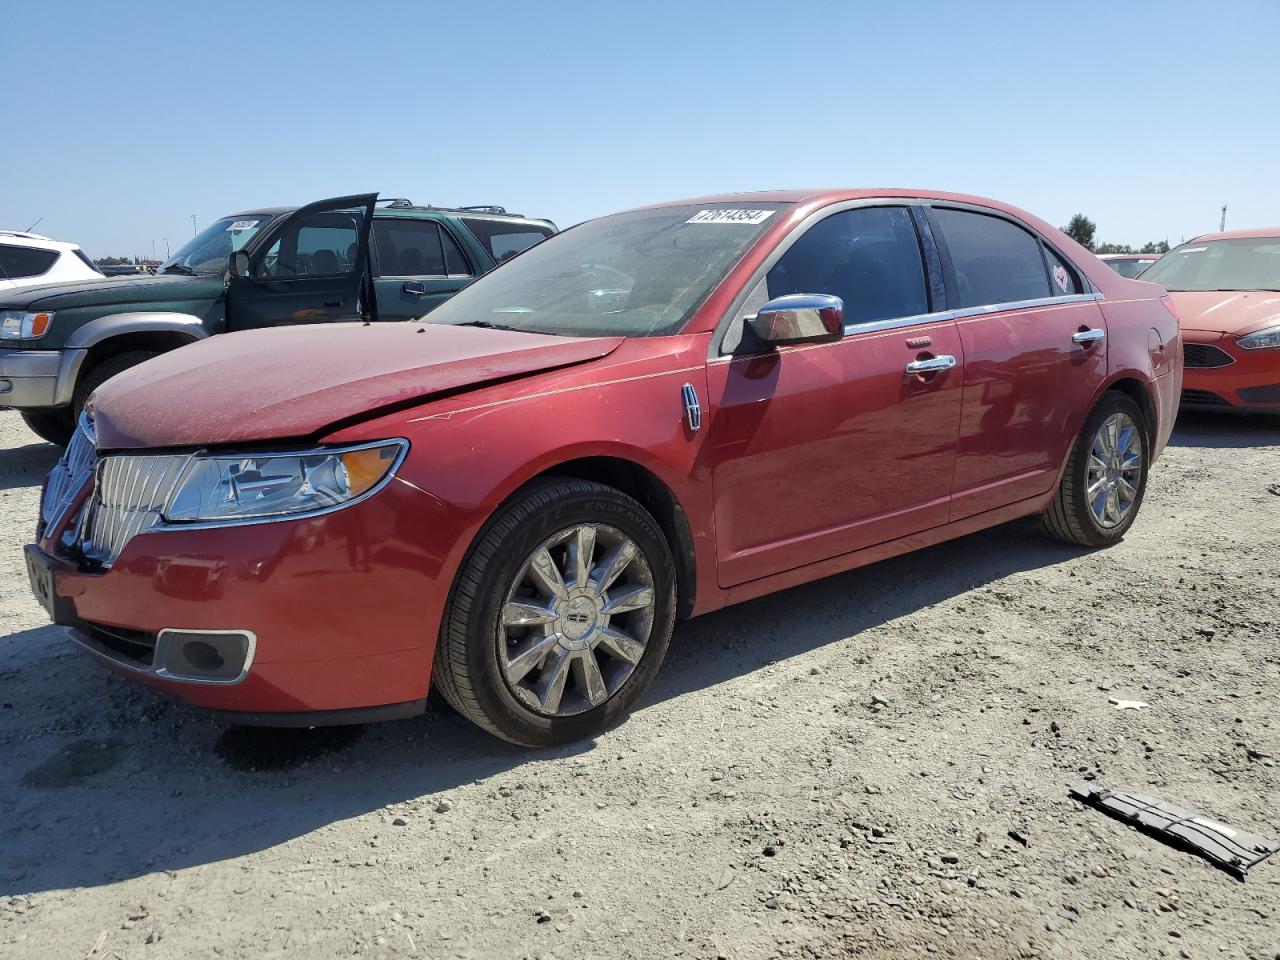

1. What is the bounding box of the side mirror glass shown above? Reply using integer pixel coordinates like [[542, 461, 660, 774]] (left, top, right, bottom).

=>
[[230, 250, 251, 279], [747, 294, 844, 347]]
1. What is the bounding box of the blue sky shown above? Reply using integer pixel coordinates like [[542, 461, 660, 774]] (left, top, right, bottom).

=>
[[4, 0, 1277, 258]]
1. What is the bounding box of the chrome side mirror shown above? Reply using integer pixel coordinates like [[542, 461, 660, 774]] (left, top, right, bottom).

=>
[[229, 250, 251, 279], [746, 294, 844, 347]]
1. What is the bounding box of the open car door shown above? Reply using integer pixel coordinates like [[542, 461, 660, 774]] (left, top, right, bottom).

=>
[[226, 193, 377, 332]]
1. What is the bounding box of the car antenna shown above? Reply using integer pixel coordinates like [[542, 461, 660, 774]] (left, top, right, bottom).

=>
[[25, 216, 44, 232]]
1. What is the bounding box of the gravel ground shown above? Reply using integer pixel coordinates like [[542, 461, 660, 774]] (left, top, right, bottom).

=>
[[1, 406, 1278, 960]]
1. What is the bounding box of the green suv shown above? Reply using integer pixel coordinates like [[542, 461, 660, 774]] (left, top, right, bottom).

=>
[[0, 193, 555, 444]]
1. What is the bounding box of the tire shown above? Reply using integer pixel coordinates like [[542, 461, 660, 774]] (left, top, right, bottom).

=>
[[72, 351, 159, 421], [1042, 391, 1150, 547], [433, 479, 676, 746], [20, 411, 74, 446]]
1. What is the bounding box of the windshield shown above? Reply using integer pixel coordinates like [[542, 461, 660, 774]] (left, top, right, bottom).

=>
[[1139, 237, 1280, 292], [160, 216, 275, 275], [426, 203, 786, 337]]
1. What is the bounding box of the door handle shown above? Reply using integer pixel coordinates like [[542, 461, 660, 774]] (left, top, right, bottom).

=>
[[905, 355, 957, 374], [323, 300, 342, 308], [1072, 328, 1106, 345], [403, 281, 429, 296]]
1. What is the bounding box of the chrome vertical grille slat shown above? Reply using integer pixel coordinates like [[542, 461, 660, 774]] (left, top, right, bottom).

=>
[[82, 452, 192, 567], [40, 414, 97, 531]]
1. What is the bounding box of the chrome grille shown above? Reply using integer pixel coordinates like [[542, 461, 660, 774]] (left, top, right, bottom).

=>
[[40, 414, 97, 531], [82, 452, 192, 566]]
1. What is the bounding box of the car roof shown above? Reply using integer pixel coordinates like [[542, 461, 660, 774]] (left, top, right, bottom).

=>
[[1189, 228, 1280, 242], [625, 187, 1071, 222], [224, 203, 550, 225], [0, 230, 79, 250], [1099, 253, 1160, 260]]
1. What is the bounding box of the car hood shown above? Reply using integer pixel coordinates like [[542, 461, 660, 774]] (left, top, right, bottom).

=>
[[1168, 290, 1280, 336], [0, 273, 224, 310], [90, 322, 624, 450]]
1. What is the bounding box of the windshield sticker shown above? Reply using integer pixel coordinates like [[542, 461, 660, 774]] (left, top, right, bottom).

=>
[[686, 209, 775, 225], [1052, 265, 1070, 293], [226, 220, 261, 232], [1178, 246, 1207, 254]]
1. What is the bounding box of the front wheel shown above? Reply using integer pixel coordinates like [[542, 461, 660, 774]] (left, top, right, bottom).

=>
[[1042, 392, 1150, 547], [20, 411, 74, 446], [433, 479, 676, 746]]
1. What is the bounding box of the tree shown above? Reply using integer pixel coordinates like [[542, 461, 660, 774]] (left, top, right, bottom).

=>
[[1139, 240, 1170, 254], [1095, 242, 1133, 255], [1061, 214, 1097, 251]]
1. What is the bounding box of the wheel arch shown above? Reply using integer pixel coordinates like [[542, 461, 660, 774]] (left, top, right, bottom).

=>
[[59, 312, 208, 402], [1097, 372, 1158, 444], [506, 456, 699, 620]]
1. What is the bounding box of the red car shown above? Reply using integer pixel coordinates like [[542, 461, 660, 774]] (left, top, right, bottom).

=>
[[28, 190, 1183, 745], [1137, 229, 1280, 411], [1099, 253, 1162, 279]]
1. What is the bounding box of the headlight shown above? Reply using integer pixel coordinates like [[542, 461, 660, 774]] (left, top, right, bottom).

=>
[[1237, 325, 1280, 351], [163, 439, 407, 523], [0, 311, 54, 340]]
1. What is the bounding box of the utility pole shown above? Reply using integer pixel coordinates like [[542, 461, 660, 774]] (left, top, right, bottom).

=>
[[151, 239, 156, 259], [191, 214, 198, 236], [1220, 205, 1227, 233], [163, 237, 170, 258]]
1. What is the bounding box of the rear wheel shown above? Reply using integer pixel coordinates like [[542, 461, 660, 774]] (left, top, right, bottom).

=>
[[20, 411, 74, 446], [433, 479, 676, 746], [1042, 392, 1150, 547]]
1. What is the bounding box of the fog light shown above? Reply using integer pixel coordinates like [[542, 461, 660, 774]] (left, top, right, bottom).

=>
[[155, 629, 256, 683]]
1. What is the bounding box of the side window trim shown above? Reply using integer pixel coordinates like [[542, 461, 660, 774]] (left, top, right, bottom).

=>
[[924, 201, 1096, 309], [438, 220, 475, 278], [371, 219, 476, 279], [711, 198, 1104, 358], [712, 199, 952, 357]]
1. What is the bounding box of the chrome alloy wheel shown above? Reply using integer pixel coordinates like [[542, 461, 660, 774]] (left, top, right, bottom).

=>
[[1087, 412, 1143, 528], [499, 524, 656, 717]]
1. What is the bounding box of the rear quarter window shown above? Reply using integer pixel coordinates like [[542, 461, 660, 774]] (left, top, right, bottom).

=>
[[0, 244, 59, 279], [460, 218, 554, 264]]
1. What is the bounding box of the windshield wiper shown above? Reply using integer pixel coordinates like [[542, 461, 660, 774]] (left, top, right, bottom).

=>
[[162, 263, 195, 275], [453, 320, 522, 332]]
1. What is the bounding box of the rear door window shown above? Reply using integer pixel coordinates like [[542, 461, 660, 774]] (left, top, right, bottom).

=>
[[766, 206, 929, 326], [372, 220, 474, 277], [931, 208, 1052, 307], [0, 244, 59, 279], [460, 218, 554, 264]]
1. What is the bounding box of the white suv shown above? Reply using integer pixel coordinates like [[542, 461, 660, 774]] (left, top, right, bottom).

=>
[[0, 231, 104, 291]]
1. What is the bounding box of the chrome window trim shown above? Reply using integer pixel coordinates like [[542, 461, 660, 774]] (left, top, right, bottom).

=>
[[712, 197, 1101, 357], [835, 292, 1103, 337]]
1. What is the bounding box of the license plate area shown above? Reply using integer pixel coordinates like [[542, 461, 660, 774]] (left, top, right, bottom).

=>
[[24, 544, 76, 625]]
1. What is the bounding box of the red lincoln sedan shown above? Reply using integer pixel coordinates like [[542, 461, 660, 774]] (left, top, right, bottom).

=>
[[1136, 229, 1280, 411], [28, 190, 1182, 745]]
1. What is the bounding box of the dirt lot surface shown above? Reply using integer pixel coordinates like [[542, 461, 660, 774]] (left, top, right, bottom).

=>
[[1, 407, 1278, 960]]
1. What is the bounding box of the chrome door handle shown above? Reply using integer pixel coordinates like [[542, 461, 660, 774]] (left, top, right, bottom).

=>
[[1072, 328, 1106, 345], [905, 355, 957, 374]]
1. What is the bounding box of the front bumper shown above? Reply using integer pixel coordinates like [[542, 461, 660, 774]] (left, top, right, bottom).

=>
[[1181, 331, 1280, 411], [31, 476, 456, 720], [0, 347, 87, 409]]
